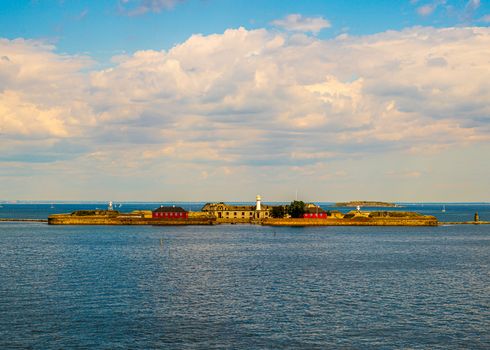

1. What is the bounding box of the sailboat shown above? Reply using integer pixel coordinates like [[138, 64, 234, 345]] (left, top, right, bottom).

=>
[[442, 205, 446, 213]]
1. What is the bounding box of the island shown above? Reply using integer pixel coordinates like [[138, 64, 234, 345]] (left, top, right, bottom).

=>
[[335, 201, 398, 207], [47, 198, 437, 226]]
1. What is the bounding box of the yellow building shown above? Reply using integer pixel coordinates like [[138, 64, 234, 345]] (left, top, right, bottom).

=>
[[201, 195, 271, 222]]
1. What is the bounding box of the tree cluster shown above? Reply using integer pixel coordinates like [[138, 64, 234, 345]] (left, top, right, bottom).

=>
[[270, 201, 306, 218], [287, 200, 306, 218], [270, 205, 286, 218]]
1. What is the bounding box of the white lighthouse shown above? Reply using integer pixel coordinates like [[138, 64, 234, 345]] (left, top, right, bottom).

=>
[[256, 195, 262, 211]]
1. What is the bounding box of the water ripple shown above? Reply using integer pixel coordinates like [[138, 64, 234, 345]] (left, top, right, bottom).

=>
[[0, 223, 489, 349]]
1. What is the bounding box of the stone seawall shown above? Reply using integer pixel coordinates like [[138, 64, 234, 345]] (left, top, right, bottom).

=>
[[263, 217, 438, 226], [48, 215, 215, 225], [215, 218, 254, 224], [0, 218, 48, 223], [442, 221, 490, 225]]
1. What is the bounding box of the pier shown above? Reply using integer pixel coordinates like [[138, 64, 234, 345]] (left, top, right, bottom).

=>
[[0, 218, 48, 223]]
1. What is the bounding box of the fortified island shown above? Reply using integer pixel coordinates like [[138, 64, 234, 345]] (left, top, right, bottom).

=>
[[48, 196, 438, 226]]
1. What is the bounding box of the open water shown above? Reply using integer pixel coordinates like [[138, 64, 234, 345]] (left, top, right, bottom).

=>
[[0, 204, 489, 349]]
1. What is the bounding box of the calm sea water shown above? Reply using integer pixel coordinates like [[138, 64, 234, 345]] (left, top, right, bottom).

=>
[[0, 204, 489, 349]]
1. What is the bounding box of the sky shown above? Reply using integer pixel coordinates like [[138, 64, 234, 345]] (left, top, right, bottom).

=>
[[0, 0, 489, 202]]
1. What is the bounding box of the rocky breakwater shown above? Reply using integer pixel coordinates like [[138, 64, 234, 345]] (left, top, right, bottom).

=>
[[263, 211, 438, 226], [48, 210, 215, 225]]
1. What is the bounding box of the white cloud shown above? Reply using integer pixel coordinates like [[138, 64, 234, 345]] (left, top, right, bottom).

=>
[[0, 91, 68, 137], [75, 9, 89, 20], [418, 5, 436, 16], [0, 38, 94, 142], [466, 0, 480, 11], [271, 14, 331, 35], [1, 26, 490, 199], [119, 0, 184, 16], [414, 0, 483, 22], [416, 0, 446, 16]]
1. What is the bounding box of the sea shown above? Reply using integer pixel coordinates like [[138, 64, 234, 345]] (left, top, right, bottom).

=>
[[0, 203, 489, 349]]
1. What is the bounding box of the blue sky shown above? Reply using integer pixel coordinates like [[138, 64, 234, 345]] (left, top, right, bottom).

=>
[[2, 0, 488, 61], [0, 0, 489, 201]]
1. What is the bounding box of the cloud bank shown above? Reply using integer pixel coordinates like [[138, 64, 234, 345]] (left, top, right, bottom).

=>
[[1, 26, 489, 199]]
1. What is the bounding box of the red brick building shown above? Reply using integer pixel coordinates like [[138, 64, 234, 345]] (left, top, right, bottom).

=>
[[303, 206, 328, 219], [152, 206, 188, 219]]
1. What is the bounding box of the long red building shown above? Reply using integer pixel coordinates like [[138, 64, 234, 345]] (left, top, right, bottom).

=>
[[303, 206, 328, 219], [152, 206, 188, 219]]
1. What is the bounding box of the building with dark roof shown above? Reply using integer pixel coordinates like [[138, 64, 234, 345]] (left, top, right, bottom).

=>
[[201, 196, 271, 221], [152, 206, 188, 219], [303, 205, 328, 219]]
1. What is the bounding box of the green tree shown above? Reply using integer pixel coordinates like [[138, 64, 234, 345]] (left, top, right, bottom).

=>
[[271, 206, 286, 218], [288, 200, 306, 218]]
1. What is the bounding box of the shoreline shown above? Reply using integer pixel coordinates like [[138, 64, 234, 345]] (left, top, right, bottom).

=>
[[1, 218, 488, 226]]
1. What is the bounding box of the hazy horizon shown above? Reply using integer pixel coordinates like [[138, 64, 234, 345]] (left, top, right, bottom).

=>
[[2, 199, 490, 205]]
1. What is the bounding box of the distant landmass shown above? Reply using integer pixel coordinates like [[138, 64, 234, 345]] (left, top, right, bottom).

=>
[[335, 201, 398, 207]]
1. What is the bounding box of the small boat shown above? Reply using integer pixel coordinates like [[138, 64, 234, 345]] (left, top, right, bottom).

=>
[[442, 205, 446, 213]]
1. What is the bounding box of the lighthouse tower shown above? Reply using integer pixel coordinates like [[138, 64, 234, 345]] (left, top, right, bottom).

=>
[[256, 195, 262, 211], [255, 195, 262, 220]]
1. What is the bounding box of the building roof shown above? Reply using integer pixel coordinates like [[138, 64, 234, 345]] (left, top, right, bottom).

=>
[[305, 206, 327, 214], [201, 202, 272, 211], [153, 206, 187, 213]]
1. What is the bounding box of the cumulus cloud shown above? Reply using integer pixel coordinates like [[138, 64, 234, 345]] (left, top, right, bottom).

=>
[[1, 26, 489, 184], [271, 14, 331, 34], [0, 39, 94, 140]]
